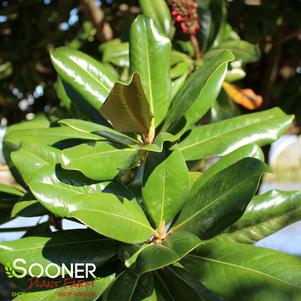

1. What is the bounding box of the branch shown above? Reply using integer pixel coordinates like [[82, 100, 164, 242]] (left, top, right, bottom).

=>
[[274, 28, 301, 45], [80, 0, 113, 42], [190, 34, 202, 60], [0, 226, 37, 232]]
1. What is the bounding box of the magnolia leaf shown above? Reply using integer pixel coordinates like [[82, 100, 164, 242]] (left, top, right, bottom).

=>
[[103, 271, 156, 301], [133, 232, 203, 275], [172, 158, 269, 239], [29, 164, 132, 217], [50, 47, 117, 110], [11, 141, 61, 183], [178, 108, 293, 161], [189, 143, 264, 198], [65, 193, 154, 244], [182, 240, 301, 300], [156, 266, 225, 301], [59, 119, 139, 145], [139, 0, 175, 39], [61, 141, 139, 181], [130, 15, 172, 127], [100, 73, 152, 135], [222, 190, 301, 244], [163, 50, 234, 131], [142, 149, 189, 228]]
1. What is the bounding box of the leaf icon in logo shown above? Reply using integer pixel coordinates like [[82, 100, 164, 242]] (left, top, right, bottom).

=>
[[5, 262, 14, 278]]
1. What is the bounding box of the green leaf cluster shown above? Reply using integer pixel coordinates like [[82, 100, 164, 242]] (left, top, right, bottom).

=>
[[1, 11, 300, 301]]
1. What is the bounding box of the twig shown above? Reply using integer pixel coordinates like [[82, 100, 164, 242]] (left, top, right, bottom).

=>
[[0, 226, 36, 232], [274, 28, 301, 45], [190, 34, 202, 60], [261, 25, 285, 108]]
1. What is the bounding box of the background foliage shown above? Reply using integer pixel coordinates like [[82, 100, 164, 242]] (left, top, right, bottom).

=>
[[0, 0, 301, 127]]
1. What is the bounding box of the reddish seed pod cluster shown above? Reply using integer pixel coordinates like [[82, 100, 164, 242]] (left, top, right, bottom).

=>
[[170, 0, 201, 35]]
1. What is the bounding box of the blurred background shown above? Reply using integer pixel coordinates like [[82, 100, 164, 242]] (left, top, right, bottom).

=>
[[0, 0, 301, 298]]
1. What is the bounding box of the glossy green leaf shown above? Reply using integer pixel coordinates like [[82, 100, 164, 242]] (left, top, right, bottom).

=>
[[14, 274, 115, 301], [163, 50, 234, 131], [59, 119, 139, 145], [101, 39, 130, 68], [11, 199, 47, 218], [139, 132, 178, 153], [124, 244, 149, 268], [61, 141, 139, 181], [156, 266, 225, 301], [210, 88, 240, 122], [134, 232, 203, 275], [0, 183, 24, 208], [29, 164, 132, 217], [223, 190, 301, 244], [5, 126, 101, 148], [104, 271, 156, 301], [101, 42, 190, 70], [182, 240, 301, 300], [130, 15, 172, 127], [171, 62, 191, 79], [6, 114, 50, 131], [207, 40, 260, 63], [50, 47, 116, 110], [190, 144, 264, 198], [11, 141, 61, 183], [171, 50, 193, 66], [0, 184, 24, 197], [100, 73, 152, 135], [142, 149, 189, 228], [196, 0, 225, 52], [178, 108, 293, 161], [139, 0, 175, 39], [0, 229, 117, 276], [225, 67, 246, 82], [57, 78, 106, 123], [172, 158, 269, 239], [64, 193, 154, 244], [189, 172, 202, 189], [171, 71, 190, 100], [3, 117, 51, 181]]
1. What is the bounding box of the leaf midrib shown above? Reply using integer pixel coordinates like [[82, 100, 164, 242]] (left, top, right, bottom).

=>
[[167, 267, 207, 298], [168, 54, 232, 127], [188, 254, 301, 289], [155, 271, 176, 301], [144, 25, 154, 117], [0, 238, 110, 253], [185, 61, 230, 121], [120, 81, 149, 134], [159, 163, 167, 226], [60, 121, 139, 144], [173, 173, 260, 232], [30, 181, 100, 197], [63, 148, 135, 165], [70, 209, 154, 232], [180, 114, 288, 152]]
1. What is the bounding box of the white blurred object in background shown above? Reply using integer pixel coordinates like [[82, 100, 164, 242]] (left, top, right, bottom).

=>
[[0, 127, 6, 164]]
